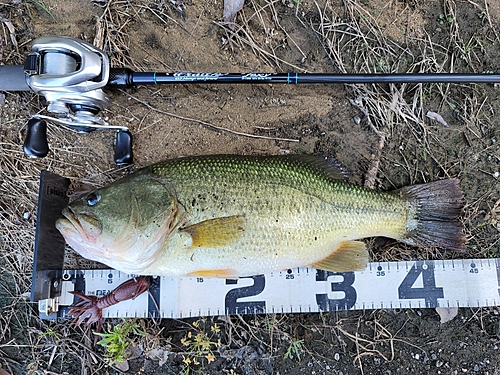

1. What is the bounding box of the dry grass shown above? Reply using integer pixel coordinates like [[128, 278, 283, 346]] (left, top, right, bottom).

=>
[[1, 0, 500, 374]]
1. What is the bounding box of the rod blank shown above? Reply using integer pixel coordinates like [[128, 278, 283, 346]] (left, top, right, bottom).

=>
[[108, 69, 500, 88]]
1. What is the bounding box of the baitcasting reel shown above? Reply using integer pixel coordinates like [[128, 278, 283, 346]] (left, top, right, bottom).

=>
[[23, 36, 132, 164]]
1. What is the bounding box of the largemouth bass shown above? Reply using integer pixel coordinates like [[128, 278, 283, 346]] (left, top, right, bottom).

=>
[[55, 154, 465, 277]]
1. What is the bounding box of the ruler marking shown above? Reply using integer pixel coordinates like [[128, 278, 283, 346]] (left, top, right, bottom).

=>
[[55, 259, 500, 320]]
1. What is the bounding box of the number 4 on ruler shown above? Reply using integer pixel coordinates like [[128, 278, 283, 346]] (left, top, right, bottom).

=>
[[398, 260, 444, 307]]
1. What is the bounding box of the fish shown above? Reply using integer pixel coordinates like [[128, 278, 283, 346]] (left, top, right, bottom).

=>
[[55, 154, 465, 278]]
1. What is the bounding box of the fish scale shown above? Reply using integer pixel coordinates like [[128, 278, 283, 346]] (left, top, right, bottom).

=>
[[147, 155, 408, 276]]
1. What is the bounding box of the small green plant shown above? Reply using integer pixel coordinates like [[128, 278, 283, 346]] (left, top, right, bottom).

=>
[[180, 319, 222, 371], [284, 338, 304, 361], [438, 13, 454, 25], [28, 0, 58, 23], [95, 320, 146, 365], [38, 328, 60, 341]]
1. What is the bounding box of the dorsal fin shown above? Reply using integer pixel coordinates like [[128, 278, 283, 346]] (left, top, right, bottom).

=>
[[279, 155, 349, 180]]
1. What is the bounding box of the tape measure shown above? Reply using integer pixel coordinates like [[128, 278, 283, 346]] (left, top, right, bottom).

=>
[[41, 258, 500, 320]]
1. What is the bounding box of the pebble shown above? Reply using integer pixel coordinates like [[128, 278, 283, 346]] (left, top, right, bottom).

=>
[[334, 353, 340, 361], [473, 365, 480, 372], [23, 212, 30, 220], [353, 116, 361, 125]]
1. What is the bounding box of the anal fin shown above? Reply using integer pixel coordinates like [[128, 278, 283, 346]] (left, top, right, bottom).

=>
[[310, 241, 368, 272], [188, 269, 238, 279]]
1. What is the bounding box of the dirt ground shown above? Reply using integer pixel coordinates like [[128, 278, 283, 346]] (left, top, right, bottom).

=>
[[1, 0, 500, 374]]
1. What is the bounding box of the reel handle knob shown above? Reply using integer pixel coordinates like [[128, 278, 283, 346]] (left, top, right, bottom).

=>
[[23, 118, 49, 158], [114, 130, 133, 165]]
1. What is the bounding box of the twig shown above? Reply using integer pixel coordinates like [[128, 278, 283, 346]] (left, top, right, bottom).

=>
[[124, 92, 299, 142], [364, 134, 385, 189]]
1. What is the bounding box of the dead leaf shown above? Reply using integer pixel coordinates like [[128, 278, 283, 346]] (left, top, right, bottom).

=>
[[435, 307, 458, 324], [147, 346, 172, 367], [0, 17, 17, 47], [113, 359, 129, 372], [426, 111, 449, 127], [223, 0, 244, 29], [484, 198, 500, 232]]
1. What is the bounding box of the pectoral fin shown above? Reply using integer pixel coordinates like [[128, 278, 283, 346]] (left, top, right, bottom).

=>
[[310, 241, 368, 272], [181, 215, 246, 248]]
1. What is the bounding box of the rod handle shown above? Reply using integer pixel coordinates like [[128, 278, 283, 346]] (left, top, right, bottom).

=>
[[108, 68, 134, 88], [24, 118, 49, 158]]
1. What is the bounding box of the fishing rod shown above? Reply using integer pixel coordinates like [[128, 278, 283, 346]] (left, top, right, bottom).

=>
[[3, 36, 500, 164]]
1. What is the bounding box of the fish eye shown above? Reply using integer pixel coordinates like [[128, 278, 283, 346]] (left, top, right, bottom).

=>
[[86, 192, 101, 207]]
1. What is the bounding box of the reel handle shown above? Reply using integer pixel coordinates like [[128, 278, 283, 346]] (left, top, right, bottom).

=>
[[114, 130, 133, 165], [23, 118, 49, 158]]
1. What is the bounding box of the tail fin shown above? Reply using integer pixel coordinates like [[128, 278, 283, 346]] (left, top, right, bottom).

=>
[[399, 178, 466, 251]]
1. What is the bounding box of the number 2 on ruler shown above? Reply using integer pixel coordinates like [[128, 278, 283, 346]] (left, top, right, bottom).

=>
[[224, 276, 266, 314]]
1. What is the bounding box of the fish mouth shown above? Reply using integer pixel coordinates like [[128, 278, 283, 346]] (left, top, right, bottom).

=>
[[56, 207, 102, 242]]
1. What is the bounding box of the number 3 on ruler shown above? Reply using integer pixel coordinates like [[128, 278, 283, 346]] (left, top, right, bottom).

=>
[[315, 271, 357, 311], [398, 260, 444, 307]]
